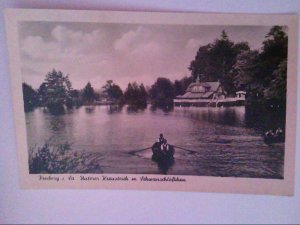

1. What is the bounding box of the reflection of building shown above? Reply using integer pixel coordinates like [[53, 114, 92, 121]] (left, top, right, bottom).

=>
[[94, 99, 113, 105], [174, 76, 246, 107]]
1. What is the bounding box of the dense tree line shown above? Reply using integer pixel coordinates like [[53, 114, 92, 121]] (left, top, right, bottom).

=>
[[22, 70, 125, 114], [189, 26, 288, 109], [23, 70, 98, 114], [124, 82, 148, 109]]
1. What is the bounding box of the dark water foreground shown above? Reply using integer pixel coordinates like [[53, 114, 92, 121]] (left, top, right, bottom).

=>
[[26, 106, 284, 179]]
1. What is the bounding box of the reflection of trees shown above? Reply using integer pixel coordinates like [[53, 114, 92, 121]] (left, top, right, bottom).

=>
[[126, 105, 144, 113], [47, 115, 66, 133], [175, 107, 246, 127], [85, 106, 96, 114], [107, 104, 123, 114], [150, 104, 173, 113], [245, 106, 285, 132]]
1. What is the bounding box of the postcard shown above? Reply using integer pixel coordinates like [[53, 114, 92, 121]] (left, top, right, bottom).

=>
[[4, 9, 298, 195]]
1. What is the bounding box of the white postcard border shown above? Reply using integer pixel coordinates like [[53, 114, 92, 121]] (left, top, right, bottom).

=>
[[4, 9, 298, 195]]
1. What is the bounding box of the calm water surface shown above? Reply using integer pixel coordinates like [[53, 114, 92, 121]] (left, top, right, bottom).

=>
[[25, 105, 284, 178]]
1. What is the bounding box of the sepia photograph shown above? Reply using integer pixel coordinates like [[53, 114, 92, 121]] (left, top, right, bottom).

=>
[[4, 9, 298, 195]]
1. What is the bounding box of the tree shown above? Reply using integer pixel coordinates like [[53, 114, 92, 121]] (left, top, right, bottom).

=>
[[149, 78, 175, 110], [109, 84, 123, 101], [264, 60, 287, 107], [189, 44, 212, 81], [69, 89, 82, 108], [174, 76, 193, 97], [229, 26, 288, 108], [102, 80, 123, 104], [82, 82, 96, 104], [124, 83, 133, 101], [22, 83, 38, 112], [123, 82, 148, 109], [40, 69, 72, 114], [137, 83, 148, 108], [258, 26, 288, 87], [209, 30, 236, 78], [229, 50, 265, 105], [189, 30, 250, 95], [174, 80, 183, 97], [37, 82, 47, 106], [230, 50, 260, 91]]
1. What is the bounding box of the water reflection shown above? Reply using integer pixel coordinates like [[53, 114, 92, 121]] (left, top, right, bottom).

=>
[[150, 104, 174, 113], [245, 106, 286, 132], [48, 116, 66, 132], [107, 105, 123, 114], [156, 158, 174, 174], [173, 106, 246, 127], [126, 105, 146, 114], [85, 106, 96, 113], [25, 105, 285, 177]]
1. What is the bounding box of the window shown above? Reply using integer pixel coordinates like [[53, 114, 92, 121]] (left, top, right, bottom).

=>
[[192, 85, 205, 92]]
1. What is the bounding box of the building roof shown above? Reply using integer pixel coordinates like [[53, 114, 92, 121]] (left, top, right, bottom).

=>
[[175, 78, 223, 99], [202, 91, 214, 98], [205, 82, 221, 91], [177, 91, 214, 99], [186, 81, 221, 93]]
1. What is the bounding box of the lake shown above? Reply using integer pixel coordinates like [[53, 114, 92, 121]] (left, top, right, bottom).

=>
[[25, 105, 284, 178]]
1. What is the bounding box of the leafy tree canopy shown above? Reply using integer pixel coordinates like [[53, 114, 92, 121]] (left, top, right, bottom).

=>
[[82, 82, 96, 104], [102, 80, 123, 103], [189, 30, 250, 94], [23, 82, 38, 112], [124, 82, 148, 109], [149, 77, 175, 109], [39, 69, 72, 114]]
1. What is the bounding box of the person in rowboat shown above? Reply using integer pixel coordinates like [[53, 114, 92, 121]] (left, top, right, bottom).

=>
[[157, 133, 165, 144], [161, 139, 170, 154]]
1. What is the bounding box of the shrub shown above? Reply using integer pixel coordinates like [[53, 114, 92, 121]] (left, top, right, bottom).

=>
[[29, 142, 102, 174]]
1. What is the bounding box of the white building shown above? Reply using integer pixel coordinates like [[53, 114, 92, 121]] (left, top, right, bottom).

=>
[[174, 77, 246, 107]]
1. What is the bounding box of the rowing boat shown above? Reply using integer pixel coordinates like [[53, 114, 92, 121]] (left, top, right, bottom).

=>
[[151, 142, 175, 162]]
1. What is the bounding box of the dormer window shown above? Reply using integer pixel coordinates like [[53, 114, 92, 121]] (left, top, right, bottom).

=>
[[192, 85, 205, 93]]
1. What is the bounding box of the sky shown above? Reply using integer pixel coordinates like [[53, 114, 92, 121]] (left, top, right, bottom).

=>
[[18, 21, 272, 91]]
